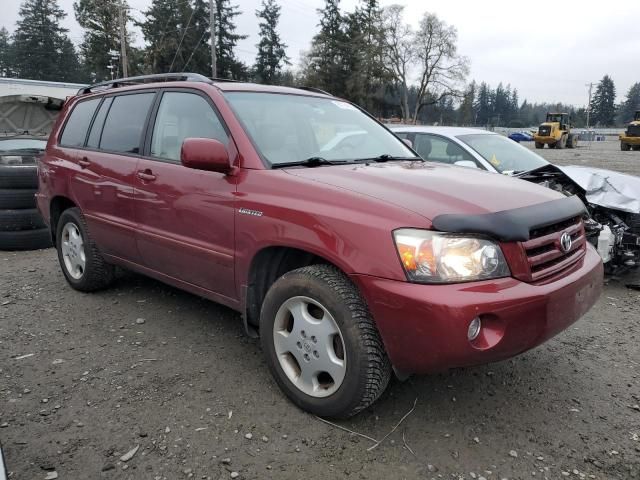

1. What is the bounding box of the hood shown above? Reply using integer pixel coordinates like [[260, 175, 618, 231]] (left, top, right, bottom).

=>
[[284, 161, 563, 222], [558, 165, 640, 214], [0, 94, 64, 135]]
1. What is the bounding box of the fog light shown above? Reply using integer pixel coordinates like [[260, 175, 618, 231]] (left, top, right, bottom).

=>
[[467, 317, 481, 341]]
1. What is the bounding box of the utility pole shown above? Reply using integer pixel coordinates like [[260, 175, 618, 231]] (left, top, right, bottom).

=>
[[210, 0, 216, 78], [118, 1, 129, 78], [585, 82, 594, 131]]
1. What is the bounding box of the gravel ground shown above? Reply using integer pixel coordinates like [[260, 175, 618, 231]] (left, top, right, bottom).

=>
[[1, 140, 640, 480]]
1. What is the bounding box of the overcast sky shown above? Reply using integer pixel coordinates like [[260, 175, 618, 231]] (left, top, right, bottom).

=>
[[2, 0, 638, 105]]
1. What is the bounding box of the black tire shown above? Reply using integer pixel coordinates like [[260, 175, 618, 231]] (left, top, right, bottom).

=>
[[0, 228, 52, 251], [260, 264, 392, 418], [56, 207, 114, 292], [621, 142, 630, 151], [567, 134, 577, 148], [0, 166, 38, 189], [0, 209, 46, 232], [0, 188, 37, 209], [534, 142, 544, 149], [632, 145, 640, 151], [556, 135, 566, 149]]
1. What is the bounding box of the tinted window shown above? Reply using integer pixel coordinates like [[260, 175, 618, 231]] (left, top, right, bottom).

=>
[[150, 92, 228, 162], [100, 93, 155, 154], [86, 97, 113, 149], [414, 134, 480, 167], [59, 98, 100, 147]]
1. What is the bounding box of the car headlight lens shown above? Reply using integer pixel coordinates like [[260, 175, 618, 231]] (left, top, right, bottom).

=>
[[393, 229, 510, 283]]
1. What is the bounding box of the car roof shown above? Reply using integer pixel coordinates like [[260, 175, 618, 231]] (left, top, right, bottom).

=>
[[388, 125, 496, 137], [212, 82, 330, 97]]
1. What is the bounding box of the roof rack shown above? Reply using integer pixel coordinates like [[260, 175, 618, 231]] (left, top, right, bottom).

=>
[[297, 86, 332, 96], [78, 72, 216, 95]]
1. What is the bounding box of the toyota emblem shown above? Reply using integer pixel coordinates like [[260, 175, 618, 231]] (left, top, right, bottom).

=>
[[560, 232, 572, 252]]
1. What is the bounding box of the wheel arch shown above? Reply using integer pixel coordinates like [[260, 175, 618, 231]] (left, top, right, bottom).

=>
[[244, 245, 350, 334], [49, 196, 77, 244]]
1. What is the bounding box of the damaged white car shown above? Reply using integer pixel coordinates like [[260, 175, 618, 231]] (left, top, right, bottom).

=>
[[391, 126, 640, 272]]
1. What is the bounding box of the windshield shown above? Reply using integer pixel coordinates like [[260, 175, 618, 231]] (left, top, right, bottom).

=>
[[0, 138, 47, 152], [224, 92, 416, 166], [546, 114, 564, 123], [457, 133, 548, 174]]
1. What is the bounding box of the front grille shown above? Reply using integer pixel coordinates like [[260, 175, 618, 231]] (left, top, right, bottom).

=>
[[521, 216, 586, 281], [538, 126, 551, 136], [627, 125, 640, 137]]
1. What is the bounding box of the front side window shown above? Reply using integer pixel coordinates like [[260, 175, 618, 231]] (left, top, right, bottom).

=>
[[59, 98, 100, 147], [150, 92, 228, 162], [224, 92, 415, 165], [457, 133, 548, 174], [413, 134, 480, 167], [100, 93, 155, 154]]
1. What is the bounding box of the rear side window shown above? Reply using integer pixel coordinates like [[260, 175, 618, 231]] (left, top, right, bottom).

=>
[[86, 97, 113, 149], [59, 98, 100, 147], [100, 93, 155, 154]]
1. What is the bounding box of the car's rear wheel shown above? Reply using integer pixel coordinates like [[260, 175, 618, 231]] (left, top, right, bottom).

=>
[[56, 207, 114, 292], [260, 264, 391, 418]]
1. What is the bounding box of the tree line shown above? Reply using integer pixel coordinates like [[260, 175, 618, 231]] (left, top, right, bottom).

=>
[[0, 0, 638, 126]]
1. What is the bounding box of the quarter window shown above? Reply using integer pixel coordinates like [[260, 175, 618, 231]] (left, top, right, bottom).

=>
[[150, 92, 228, 162], [100, 93, 155, 154], [59, 98, 100, 147]]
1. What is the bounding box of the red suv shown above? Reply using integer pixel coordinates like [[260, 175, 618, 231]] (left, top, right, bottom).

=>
[[37, 73, 603, 418]]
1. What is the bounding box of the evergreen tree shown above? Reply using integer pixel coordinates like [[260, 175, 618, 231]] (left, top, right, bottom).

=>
[[343, 0, 387, 112], [0, 27, 14, 77], [474, 82, 492, 126], [304, 0, 349, 97], [12, 0, 82, 81], [618, 82, 640, 124], [214, 0, 248, 79], [254, 0, 289, 84], [140, 0, 206, 74], [188, 0, 212, 74], [590, 75, 616, 126], [457, 81, 476, 125], [75, 0, 134, 81]]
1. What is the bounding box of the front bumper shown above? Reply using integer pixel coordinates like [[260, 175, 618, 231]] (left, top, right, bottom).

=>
[[620, 135, 640, 145], [533, 135, 558, 144], [350, 244, 603, 374]]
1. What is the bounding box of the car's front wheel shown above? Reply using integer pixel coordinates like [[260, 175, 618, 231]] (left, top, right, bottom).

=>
[[56, 207, 114, 292], [260, 265, 392, 418]]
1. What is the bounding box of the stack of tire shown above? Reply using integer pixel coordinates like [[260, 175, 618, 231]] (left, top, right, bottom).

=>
[[0, 163, 52, 250]]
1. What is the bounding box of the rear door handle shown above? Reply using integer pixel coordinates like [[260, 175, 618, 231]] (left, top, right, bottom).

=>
[[78, 157, 91, 168], [137, 169, 157, 181]]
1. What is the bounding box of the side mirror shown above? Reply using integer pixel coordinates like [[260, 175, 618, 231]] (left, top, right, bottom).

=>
[[402, 138, 413, 148], [181, 138, 231, 174], [454, 160, 479, 169]]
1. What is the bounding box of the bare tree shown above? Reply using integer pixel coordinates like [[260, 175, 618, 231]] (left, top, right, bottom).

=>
[[381, 5, 413, 121], [411, 13, 468, 123], [382, 7, 469, 123]]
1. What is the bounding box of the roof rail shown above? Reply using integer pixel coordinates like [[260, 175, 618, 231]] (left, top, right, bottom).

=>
[[78, 72, 213, 95], [297, 86, 332, 96]]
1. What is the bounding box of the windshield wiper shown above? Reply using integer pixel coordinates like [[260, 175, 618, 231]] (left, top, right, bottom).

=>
[[271, 157, 350, 169], [356, 154, 424, 163]]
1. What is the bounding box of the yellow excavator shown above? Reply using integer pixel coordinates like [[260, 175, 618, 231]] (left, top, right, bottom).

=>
[[533, 112, 578, 149], [620, 110, 640, 151]]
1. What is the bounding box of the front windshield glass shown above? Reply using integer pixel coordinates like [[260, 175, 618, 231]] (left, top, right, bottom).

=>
[[224, 92, 416, 165], [0, 138, 47, 152], [457, 133, 548, 174], [547, 114, 563, 123]]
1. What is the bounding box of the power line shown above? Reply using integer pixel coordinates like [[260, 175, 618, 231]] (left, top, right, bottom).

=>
[[168, 5, 197, 73]]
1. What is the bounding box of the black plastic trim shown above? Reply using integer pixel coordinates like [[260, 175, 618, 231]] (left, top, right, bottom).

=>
[[431, 195, 586, 242]]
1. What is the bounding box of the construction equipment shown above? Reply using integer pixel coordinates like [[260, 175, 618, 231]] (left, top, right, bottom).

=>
[[533, 113, 578, 149], [620, 110, 640, 151]]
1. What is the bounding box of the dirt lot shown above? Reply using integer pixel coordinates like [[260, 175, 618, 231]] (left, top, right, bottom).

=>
[[1, 139, 640, 480]]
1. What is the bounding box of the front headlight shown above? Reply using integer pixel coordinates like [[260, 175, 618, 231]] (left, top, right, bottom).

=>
[[393, 229, 510, 283]]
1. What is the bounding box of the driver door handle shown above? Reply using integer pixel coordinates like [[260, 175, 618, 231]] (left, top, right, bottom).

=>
[[137, 169, 157, 182], [78, 157, 91, 168]]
